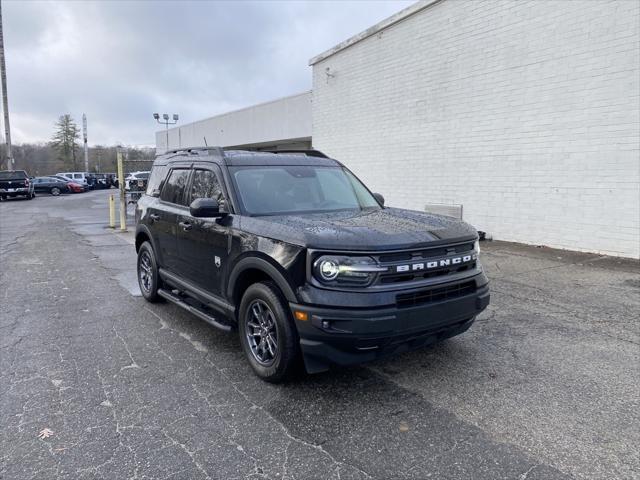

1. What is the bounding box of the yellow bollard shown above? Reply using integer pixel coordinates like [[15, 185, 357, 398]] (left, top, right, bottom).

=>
[[117, 151, 127, 232], [109, 194, 115, 228]]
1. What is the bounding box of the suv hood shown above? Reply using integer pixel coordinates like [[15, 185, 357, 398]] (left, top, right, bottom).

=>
[[241, 208, 477, 251]]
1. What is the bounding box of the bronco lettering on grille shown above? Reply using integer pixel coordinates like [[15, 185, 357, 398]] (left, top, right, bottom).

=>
[[395, 254, 476, 273]]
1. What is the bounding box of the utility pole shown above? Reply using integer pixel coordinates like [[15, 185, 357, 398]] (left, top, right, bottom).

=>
[[82, 113, 89, 171], [0, 0, 13, 168]]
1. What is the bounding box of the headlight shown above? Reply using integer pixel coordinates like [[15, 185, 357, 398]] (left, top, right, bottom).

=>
[[473, 240, 480, 257], [313, 255, 386, 286]]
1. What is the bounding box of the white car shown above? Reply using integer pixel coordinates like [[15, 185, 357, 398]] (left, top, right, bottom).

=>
[[125, 171, 150, 191]]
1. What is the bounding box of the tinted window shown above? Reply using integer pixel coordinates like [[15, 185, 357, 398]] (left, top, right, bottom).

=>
[[160, 169, 190, 205], [189, 169, 224, 204], [230, 166, 380, 215], [146, 165, 168, 195], [0, 171, 27, 180]]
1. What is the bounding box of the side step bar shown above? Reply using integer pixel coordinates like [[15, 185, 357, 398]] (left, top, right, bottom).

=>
[[157, 289, 233, 332]]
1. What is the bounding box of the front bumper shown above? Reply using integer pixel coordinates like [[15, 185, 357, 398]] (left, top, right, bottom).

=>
[[291, 280, 489, 373]]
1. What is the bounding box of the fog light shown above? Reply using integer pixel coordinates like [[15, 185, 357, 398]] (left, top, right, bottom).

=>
[[322, 320, 330, 329]]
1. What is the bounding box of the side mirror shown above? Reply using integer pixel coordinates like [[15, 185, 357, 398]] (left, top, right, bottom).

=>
[[190, 198, 227, 218], [373, 193, 385, 206]]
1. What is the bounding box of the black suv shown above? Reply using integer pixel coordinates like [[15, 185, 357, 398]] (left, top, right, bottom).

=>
[[135, 148, 489, 382]]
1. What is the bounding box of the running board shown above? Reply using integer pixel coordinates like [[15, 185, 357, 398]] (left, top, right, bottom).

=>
[[157, 289, 233, 332]]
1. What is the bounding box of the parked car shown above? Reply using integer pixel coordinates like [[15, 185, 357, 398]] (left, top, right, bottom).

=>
[[125, 171, 150, 190], [135, 148, 490, 382], [104, 173, 117, 188], [0, 170, 35, 200], [57, 172, 92, 190], [93, 173, 110, 189], [50, 175, 86, 193], [32, 176, 70, 196]]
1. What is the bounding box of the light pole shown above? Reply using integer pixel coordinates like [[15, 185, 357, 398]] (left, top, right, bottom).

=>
[[153, 113, 178, 151]]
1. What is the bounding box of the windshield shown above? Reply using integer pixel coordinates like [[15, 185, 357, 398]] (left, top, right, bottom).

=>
[[230, 165, 380, 215]]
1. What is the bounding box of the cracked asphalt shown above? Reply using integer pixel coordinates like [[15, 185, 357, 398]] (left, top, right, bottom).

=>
[[1, 190, 638, 480]]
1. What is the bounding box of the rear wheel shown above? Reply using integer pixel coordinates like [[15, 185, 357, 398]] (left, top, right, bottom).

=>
[[137, 241, 162, 302], [50, 187, 61, 196], [238, 282, 301, 383]]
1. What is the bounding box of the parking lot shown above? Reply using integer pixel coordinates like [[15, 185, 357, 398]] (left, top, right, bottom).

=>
[[1, 189, 638, 480]]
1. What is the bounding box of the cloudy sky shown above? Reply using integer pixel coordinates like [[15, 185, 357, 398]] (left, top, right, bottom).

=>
[[2, 0, 413, 147]]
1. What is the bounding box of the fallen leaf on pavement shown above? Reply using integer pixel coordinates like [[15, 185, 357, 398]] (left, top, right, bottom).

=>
[[38, 428, 54, 439]]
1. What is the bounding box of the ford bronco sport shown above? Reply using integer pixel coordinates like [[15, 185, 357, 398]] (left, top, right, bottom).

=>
[[135, 148, 489, 382]]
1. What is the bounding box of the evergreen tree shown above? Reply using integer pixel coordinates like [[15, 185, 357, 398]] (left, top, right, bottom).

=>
[[51, 114, 79, 169]]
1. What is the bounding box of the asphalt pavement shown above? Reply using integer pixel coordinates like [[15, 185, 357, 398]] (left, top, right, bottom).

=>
[[1, 190, 638, 480]]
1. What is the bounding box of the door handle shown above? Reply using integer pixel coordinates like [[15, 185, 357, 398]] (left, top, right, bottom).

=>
[[149, 214, 160, 222], [179, 221, 192, 231]]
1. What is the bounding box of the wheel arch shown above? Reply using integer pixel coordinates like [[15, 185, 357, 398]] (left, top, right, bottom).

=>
[[135, 225, 157, 255], [228, 256, 298, 310]]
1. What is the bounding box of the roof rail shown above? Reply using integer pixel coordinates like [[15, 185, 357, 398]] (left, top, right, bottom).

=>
[[262, 149, 329, 158], [163, 146, 225, 156]]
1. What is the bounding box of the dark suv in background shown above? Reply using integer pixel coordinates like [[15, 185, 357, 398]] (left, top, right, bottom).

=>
[[135, 148, 489, 382]]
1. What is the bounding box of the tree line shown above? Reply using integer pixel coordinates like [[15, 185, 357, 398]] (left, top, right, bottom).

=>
[[0, 114, 155, 175]]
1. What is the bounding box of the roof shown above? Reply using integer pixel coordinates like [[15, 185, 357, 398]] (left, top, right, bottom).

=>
[[309, 0, 441, 65], [155, 148, 340, 168], [224, 151, 339, 167]]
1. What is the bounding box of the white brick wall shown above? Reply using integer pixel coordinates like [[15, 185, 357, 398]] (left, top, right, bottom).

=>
[[311, 0, 640, 258]]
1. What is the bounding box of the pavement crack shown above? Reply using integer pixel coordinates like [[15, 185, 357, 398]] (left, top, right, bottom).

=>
[[519, 464, 539, 480], [160, 428, 212, 480], [112, 322, 140, 371], [202, 354, 373, 480]]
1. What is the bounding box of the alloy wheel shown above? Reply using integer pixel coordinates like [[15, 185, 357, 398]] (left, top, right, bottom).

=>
[[138, 250, 153, 294], [245, 299, 279, 366]]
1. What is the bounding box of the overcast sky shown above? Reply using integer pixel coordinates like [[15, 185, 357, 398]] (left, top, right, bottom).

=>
[[2, 0, 414, 147]]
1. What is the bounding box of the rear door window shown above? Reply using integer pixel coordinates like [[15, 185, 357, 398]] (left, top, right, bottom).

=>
[[146, 166, 168, 195], [160, 169, 190, 206]]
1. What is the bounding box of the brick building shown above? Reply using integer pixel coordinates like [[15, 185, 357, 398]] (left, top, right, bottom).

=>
[[158, 0, 640, 258]]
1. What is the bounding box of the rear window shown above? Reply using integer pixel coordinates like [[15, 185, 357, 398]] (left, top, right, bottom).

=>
[[159, 169, 190, 205], [146, 165, 168, 195], [0, 171, 27, 180]]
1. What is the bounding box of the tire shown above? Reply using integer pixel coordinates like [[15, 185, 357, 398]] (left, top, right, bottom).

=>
[[26, 192, 34, 200], [50, 187, 61, 196], [238, 282, 301, 383], [137, 241, 162, 302]]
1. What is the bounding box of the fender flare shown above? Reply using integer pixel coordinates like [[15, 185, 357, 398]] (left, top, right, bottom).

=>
[[227, 256, 298, 304], [135, 225, 159, 256]]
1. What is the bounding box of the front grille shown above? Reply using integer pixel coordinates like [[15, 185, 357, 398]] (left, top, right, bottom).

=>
[[396, 281, 476, 309], [373, 242, 476, 285], [379, 262, 476, 284], [377, 242, 473, 263]]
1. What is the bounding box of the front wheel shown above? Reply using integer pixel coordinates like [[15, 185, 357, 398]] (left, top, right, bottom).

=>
[[238, 282, 301, 383], [137, 241, 162, 302]]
